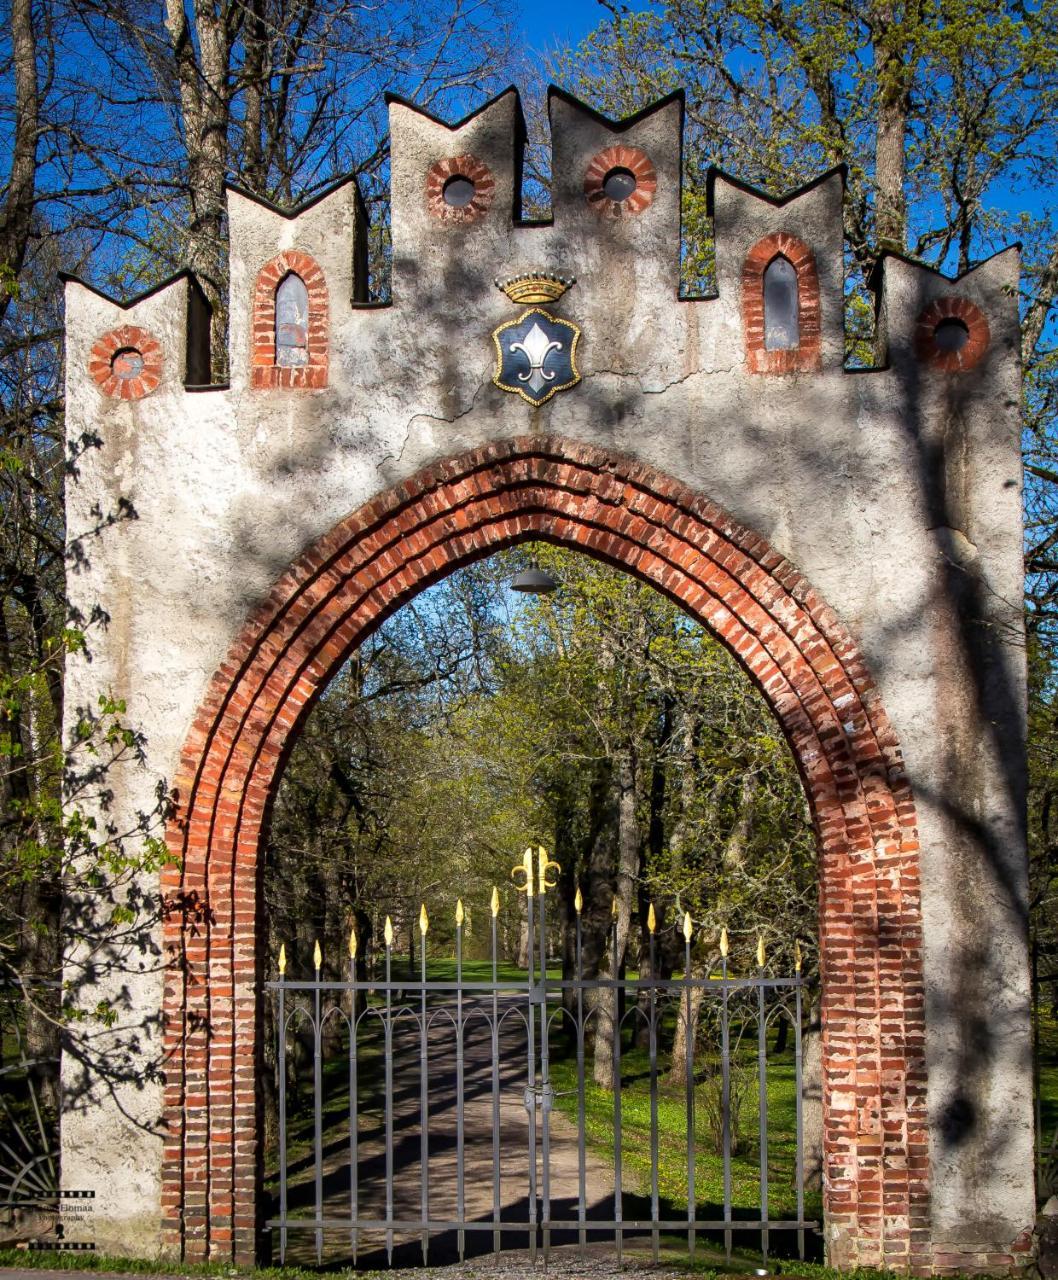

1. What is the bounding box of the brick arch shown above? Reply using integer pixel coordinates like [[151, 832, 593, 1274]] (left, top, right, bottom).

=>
[[160, 437, 927, 1269], [742, 232, 823, 375], [250, 250, 328, 389]]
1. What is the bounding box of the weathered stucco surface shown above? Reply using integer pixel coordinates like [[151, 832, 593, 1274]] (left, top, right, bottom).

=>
[[60, 88, 1032, 1267]]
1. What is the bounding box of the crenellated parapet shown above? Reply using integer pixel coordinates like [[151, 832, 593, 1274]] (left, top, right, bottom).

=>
[[62, 83, 1021, 414]]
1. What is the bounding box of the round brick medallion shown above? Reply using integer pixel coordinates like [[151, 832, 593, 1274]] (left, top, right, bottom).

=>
[[89, 325, 163, 399], [915, 297, 990, 372], [425, 154, 495, 224], [584, 145, 657, 217]]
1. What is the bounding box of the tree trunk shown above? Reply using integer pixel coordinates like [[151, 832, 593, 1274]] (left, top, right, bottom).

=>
[[164, 0, 232, 375], [773, 1011, 789, 1054], [669, 959, 706, 1087], [0, 0, 40, 328], [873, 25, 910, 254], [636, 698, 672, 1044], [634, 888, 656, 1049], [801, 995, 823, 1192], [594, 745, 639, 1089]]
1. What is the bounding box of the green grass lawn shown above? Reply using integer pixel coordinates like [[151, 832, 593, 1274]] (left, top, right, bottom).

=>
[[547, 1032, 820, 1225]]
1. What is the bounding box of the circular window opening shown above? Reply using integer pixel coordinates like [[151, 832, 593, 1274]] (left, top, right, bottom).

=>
[[442, 175, 477, 208], [602, 167, 637, 202], [933, 317, 970, 354], [111, 347, 144, 380]]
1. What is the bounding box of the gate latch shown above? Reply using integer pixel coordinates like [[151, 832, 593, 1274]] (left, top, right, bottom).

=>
[[523, 1083, 554, 1113]]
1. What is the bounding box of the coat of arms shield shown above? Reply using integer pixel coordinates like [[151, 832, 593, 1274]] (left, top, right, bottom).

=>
[[492, 308, 581, 405]]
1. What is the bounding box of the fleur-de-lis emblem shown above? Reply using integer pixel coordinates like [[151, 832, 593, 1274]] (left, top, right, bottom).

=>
[[493, 308, 581, 405], [510, 323, 563, 395]]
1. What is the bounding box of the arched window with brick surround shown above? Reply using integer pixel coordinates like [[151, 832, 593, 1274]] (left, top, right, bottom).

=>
[[275, 273, 309, 367], [251, 250, 328, 389], [742, 232, 822, 374]]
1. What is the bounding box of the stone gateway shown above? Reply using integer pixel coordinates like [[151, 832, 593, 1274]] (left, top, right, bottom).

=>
[[60, 87, 1033, 1272]]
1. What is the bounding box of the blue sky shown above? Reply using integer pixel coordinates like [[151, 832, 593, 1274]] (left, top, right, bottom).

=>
[[514, 0, 607, 53]]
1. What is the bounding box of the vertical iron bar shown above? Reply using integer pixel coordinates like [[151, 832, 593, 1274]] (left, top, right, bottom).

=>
[[576, 910, 586, 1258], [758, 966, 769, 1265], [420, 924, 430, 1264], [539, 879, 551, 1266], [612, 913, 622, 1267], [526, 887, 538, 1264], [795, 975, 805, 1261], [313, 975, 323, 1264], [278, 981, 287, 1266], [349, 953, 359, 1266], [491, 906, 502, 1261], [456, 913, 466, 1262], [385, 937, 394, 1265], [649, 927, 659, 1264], [721, 954, 732, 1262], [684, 929, 694, 1262]]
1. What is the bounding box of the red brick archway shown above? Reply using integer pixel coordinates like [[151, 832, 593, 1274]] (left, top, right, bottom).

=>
[[160, 437, 928, 1269]]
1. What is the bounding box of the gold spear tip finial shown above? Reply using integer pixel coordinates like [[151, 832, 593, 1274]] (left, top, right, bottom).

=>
[[757, 934, 766, 968], [384, 915, 394, 947], [348, 928, 357, 960], [648, 903, 657, 935], [720, 926, 729, 958], [611, 894, 619, 921], [455, 899, 465, 927], [419, 903, 429, 935], [278, 943, 287, 975], [313, 938, 322, 971], [491, 886, 500, 917], [574, 886, 583, 915], [795, 939, 803, 972], [683, 911, 692, 942]]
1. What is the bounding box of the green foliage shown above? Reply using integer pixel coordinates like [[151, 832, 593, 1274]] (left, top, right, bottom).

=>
[[269, 548, 814, 981], [0, 621, 174, 999]]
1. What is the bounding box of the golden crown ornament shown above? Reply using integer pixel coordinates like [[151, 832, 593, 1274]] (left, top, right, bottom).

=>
[[495, 272, 575, 305]]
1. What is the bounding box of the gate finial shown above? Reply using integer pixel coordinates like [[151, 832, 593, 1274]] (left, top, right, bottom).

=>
[[313, 939, 322, 971], [348, 927, 357, 960], [384, 915, 394, 947], [419, 903, 429, 935], [512, 847, 534, 896], [455, 899, 465, 927], [278, 943, 287, 975], [574, 886, 583, 915], [682, 911, 692, 942], [756, 935, 766, 968], [537, 846, 561, 894], [490, 886, 500, 917], [719, 926, 729, 958], [795, 939, 802, 972], [647, 903, 657, 934]]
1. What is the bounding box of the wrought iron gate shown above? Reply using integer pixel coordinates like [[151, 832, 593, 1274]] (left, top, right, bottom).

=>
[[266, 848, 815, 1267]]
